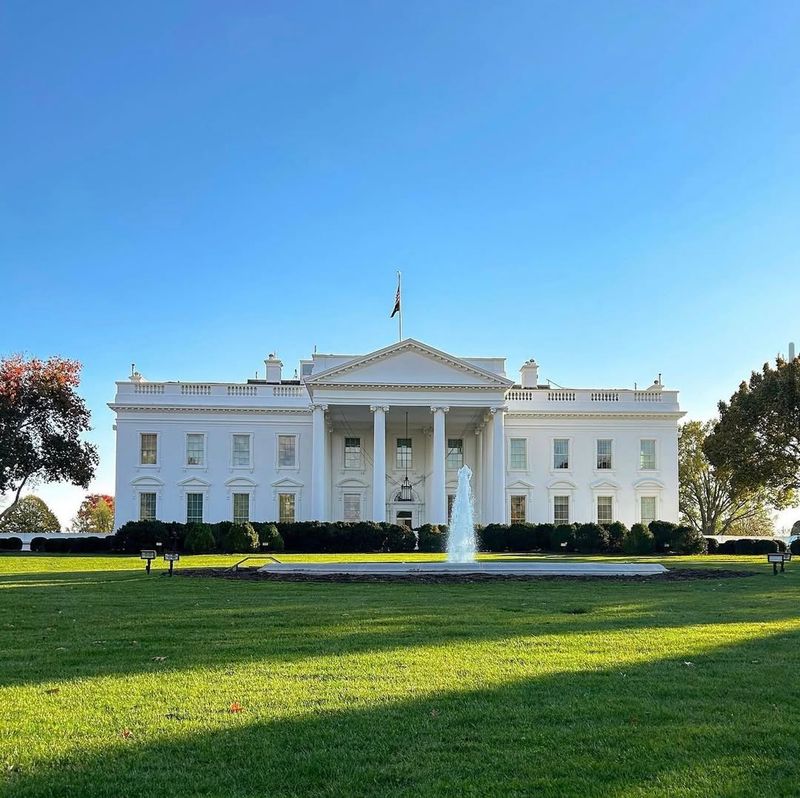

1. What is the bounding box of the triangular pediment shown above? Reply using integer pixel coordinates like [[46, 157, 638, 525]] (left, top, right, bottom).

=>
[[306, 339, 512, 389]]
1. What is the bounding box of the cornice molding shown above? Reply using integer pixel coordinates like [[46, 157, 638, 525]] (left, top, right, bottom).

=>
[[506, 411, 685, 420], [109, 404, 312, 415]]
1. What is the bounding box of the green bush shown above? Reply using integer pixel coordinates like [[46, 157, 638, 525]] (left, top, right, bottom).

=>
[[623, 523, 655, 555], [222, 522, 260, 553], [672, 525, 707, 554], [507, 523, 539, 551], [259, 523, 284, 553], [733, 538, 783, 555], [417, 524, 445, 553], [184, 523, 216, 554], [534, 524, 554, 550], [0, 537, 22, 551], [550, 524, 576, 552], [604, 522, 628, 553], [649, 520, 678, 552], [383, 524, 416, 553], [478, 524, 509, 552], [574, 523, 610, 554], [115, 520, 169, 553], [704, 537, 720, 554], [791, 538, 800, 555]]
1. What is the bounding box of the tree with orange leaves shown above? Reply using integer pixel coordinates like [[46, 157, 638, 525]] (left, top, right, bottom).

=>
[[0, 355, 98, 525]]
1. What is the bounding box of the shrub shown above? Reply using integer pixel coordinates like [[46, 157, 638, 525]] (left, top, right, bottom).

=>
[[479, 524, 509, 552], [212, 521, 234, 546], [604, 522, 628, 553], [383, 524, 415, 553], [733, 538, 782, 555], [30, 536, 47, 552], [574, 523, 610, 554], [791, 538, 800, 555], [417, 524, 445, 553], [623, 523, 655, 555], [672, 525, 707, 554], [649, 520, 679, 552], [507, 523, 539, 551], [259, 523, 284, 553], [222, 522, 260, 553], [704, 537, 720, 554], [0, 537, 22, 551], [184, 523, 216, 554], [550, 524, 576, 552], [534, 524, 554, 550], [115, 520, 171, 553]]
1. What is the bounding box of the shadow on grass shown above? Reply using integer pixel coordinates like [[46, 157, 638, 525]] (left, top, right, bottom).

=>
[[1, 567, 799, 692], [5, 629, 800, 798]]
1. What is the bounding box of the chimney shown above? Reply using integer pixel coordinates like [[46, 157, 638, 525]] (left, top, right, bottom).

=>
[[264, 353, 283, 383], [519, 359, 539, 388], [790, 342, 796, 361]]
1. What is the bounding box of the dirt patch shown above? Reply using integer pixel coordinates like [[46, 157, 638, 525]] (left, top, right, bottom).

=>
[[177, 567, 756, 584]]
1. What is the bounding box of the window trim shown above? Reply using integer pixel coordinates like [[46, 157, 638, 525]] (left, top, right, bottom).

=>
[[342, 493, 362, 522], [595, 438, 614, 472], [395, 437, 413, 471], [639, 495, 659, 526], [510, 494, 527, 524], [639, 438, 658, 472], [185, 491, 204, 524], [551, 437, 572, 472], [446, 438, 464, 471], [552, 494, 571, 525], [276, 433, 299, 470], [508, 437, 528, 471], [138, 491, 157, 521], [139, 432, 159, 467], [277, 491, 297, 524], [343, 436, 363, 471], [596, 495, 614, 526], [231, 432, 253, 469], [185, 432, 207, 469], [232, 491, 251, 524]]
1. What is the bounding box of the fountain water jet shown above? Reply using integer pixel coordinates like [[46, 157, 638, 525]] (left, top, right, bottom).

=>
[[447, 465, 476, 563]]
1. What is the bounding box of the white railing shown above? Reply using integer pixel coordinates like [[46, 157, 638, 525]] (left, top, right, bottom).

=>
[[591, 391, 619, 402], [181, 384, 212, 395], [505, 387, 679, 410], [134, 383, 164, 394], [273, 385, 304, 397], [227, 385, 257, 397], [506, 389, 536, 400], [634, 391, 662, 402], [547, 390, 576, 401]]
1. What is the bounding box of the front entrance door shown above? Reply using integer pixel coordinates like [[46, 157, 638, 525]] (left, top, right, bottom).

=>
[[396, 510, 413, 529]]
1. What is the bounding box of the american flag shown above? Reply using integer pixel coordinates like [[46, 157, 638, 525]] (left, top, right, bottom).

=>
[[390, 276, 401, 318]]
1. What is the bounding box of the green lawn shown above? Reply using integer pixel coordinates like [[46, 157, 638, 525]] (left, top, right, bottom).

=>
[[1, 553, 798, 797]]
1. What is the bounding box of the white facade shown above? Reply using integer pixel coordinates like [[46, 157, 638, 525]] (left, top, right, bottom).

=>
[[110, 339, 683, 530]]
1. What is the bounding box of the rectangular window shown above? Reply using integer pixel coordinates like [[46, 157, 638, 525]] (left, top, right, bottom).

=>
[[232, 434, 251, 467], [446, 438, 464, 470], [279, 493, 296, 523], [344, 437, 362, 469], [641, 496, 657, 526], [596, 439, 613, 470], [553, 439, 570, 470], [396, 438, 412, 470], [139, 492, 156, 521], [510, 495, 527, 524], [186, 493, 203, 524], [140, 433, 157, 465], [233, 493, 250, 523], [186, 433, 205, 466], [447, 494, 455, 521], [597, 496, 613, 525], [554, 495, 570, 525], [640, 439, 657, 470], [343, 493, 361, 522], [278, 435, 297, 467], [509, 438, 527, 470]]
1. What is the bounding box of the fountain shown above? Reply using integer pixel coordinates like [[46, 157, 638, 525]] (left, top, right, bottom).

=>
[[447, 465, 476, 563]]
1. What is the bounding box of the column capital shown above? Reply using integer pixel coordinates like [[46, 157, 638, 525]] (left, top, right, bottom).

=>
[[310, 403, 328, 412], [489, 405, 506, 415], [430, 405, 450, 413], [369, 404, 390, 413]]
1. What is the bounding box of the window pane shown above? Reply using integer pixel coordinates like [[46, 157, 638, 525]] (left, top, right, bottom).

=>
[[511, 495, 526, 524], [554, 495, 570, 524], [186, 493, 203, 524], [396, 438, 412, 469], [596, 439, 612, 470], [186, 434, 204, 466], [597, 496, 613, 525], [640, 439, 656, 470], [641, 496, 657, 525], [554, 439, 569, 469], [344, 437, 362, 469], [232, 434, 251, 467], [233, 493, 250, 523], [139, 492, 156, 521], [278, 435, 296, 467], [446, 438, 464, 470], [343, 493, 360, 522], [509, 438, 527, 470], [279, 493, 295, 523], [140, 433, 157, 465]]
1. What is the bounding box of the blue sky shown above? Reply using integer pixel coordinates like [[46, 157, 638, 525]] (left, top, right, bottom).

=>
[[1, 1, 799, 527]]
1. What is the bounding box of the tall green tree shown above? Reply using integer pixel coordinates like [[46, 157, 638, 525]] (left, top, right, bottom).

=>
[[0, 495, 60, 532], [705, 357, 800, 508], [679, 420, 775, 536], [69, 494, 115, 533], [0, 355, 98, 524]]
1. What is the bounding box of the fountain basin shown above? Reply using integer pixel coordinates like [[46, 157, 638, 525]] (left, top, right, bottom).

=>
[[258, 561, 668, 577]]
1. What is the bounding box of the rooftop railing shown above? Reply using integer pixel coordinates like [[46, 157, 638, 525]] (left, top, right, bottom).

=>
[[505, 388, 679, 411], [119, 381, 308, 405]]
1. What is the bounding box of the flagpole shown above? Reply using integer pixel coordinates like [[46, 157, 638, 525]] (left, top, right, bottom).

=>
[[397, 270, 403, 342]]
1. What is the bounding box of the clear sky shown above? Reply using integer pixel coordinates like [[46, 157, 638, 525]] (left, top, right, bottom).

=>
[[1, 1, 799, 529]]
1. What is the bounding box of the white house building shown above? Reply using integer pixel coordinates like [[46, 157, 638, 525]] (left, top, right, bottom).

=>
[[110, 339, 683, 530]]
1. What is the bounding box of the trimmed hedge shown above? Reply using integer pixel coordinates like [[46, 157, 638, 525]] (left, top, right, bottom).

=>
[[704, 537, 720, 554], [623, 523, 655, 555], [0, 537, 22, 551], [255, 523, 284, 553], [718, 538, 785, 555], [791, 538, 800, 555], [221, 522, 260, 554], [184, 523, 216, 554], [417, 524, 446, 553]]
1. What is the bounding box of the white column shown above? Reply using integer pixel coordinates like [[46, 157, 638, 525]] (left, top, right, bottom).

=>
[[430, 405, 449, 524], [483, 412, 493, 523], [370, 405, 388, 522], [475, 428, 483, 523], [491, 406, 506, 523], [311, 403, 327, 520]]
